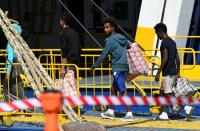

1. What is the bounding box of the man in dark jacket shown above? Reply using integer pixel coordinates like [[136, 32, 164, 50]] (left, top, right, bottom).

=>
[[90, 18, 133, 122], [60, 14, 81, 77]]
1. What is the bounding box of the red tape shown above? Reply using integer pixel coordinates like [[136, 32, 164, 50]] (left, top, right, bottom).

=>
[[0, 96, 198, 112]]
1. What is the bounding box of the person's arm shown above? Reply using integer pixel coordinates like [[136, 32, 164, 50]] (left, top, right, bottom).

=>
[[91, 40, 112, 70], [6, 43, 14, 75], [155, 48, 168, 81], [60, 32, 68, 77], [176, 50, 180, 77]]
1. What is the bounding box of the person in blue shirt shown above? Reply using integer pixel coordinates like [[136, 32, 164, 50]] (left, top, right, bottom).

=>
[[90, 18, 133, 122], [3, 23, 25, 101]]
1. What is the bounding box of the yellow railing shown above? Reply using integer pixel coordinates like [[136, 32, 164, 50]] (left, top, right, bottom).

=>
[[171, 35, 200, 38], [0, 47, 199, 114], [0, 47, 199, 94], [0, 47, 198, 93], [0, 63, 81, 112], [78, 48, 198, 99]]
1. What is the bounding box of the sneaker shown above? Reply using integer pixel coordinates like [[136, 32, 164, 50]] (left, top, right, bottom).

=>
[[184, 106, 194, 121], [172, 104, 181, 114], [170, 104, 182, 115], [101, 110, 115, 119], [153, 112, 169, 121], [120, 113, 134, 122]]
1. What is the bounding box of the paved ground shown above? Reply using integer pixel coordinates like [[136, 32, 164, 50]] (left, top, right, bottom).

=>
[[0, 113, 200, 131], [108, 127, 199, 131], [84, 111, 200, 131]]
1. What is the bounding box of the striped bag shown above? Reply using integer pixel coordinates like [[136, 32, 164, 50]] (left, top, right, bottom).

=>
[[172, 78, 197, 97], [126, 42, 150, 82], [55, 69, 78, 96]]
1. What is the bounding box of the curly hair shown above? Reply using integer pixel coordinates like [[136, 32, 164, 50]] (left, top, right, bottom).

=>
[[104, 18, 118, 31]]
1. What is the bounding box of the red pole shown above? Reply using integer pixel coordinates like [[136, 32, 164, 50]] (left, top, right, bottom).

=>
[[40, 92, 63, 131]]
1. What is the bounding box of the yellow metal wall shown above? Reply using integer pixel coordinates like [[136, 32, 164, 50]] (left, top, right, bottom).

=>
[[135, 26, 155, 50]]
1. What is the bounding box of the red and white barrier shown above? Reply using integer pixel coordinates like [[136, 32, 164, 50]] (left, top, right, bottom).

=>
[[0, 98, 41, 112], [0, 96, 199, 112], [63, 96, 199, 106]]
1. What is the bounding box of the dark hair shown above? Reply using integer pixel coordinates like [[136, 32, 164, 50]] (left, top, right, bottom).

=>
[[154, 23, 167, 33], [60, 13, 72, 26], [104, 18, 117, 31]]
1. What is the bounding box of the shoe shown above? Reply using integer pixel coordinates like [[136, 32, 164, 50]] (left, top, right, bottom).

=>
[[120, 113, 134, 122], [101, 110, 115, 119], [153, 112, 169, 121], [170, 104, 181, 115], [172, 104, 181, 114], [184, 106, 194, 121]]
